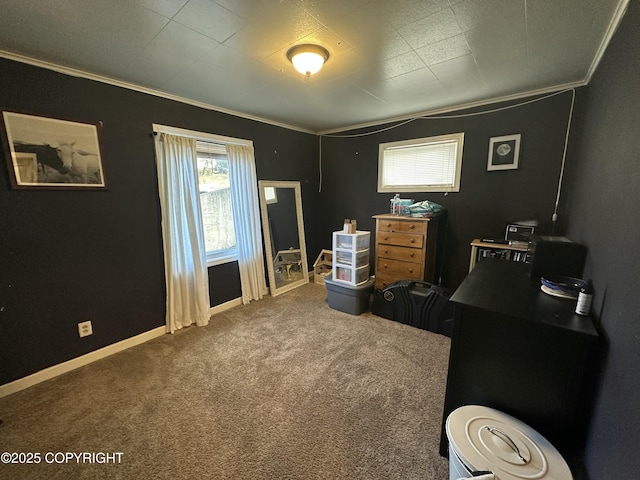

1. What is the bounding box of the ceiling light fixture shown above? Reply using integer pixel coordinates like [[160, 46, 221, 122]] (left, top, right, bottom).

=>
[[286, 44, 330, 77]]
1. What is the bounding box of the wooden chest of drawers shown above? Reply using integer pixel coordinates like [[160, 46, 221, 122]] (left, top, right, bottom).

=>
[[373, 214, 442, 290]]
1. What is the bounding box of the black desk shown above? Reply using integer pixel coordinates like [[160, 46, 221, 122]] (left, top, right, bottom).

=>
[[439, 259, 600, 460]]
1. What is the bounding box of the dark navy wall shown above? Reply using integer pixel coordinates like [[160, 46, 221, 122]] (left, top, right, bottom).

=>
[[561, 2, 640, 478], [318, 91, 575, 289], [208, 261, 242, 307], [0, 58, 319, 385]]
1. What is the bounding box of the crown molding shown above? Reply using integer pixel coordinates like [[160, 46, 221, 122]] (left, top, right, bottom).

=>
[[0, 50, 316, 135], [318, 81, 587, 136]]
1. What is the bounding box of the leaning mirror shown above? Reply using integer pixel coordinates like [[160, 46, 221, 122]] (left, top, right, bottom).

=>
[[258, 180, 309, 296]]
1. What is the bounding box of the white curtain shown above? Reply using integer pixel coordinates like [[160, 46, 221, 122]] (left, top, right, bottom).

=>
[[226, 144, 268, 304], [155, 133, 210, 333]]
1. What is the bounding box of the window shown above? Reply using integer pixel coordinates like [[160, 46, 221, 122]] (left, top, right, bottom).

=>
[[196, 141, 237, 265], [378, 132, 464, 193], [153, 123, 258, 272], [264, 186, 277, 205], [154, 123, 265, 306]]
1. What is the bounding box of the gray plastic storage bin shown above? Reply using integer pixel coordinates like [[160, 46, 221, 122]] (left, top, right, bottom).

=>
[[324, 276, 374, 315]]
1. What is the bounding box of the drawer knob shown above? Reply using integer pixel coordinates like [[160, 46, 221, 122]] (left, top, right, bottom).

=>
[[383, 263, 388, 268], [384, 236, 388, 241], [410, 238, 415, 243], [410, 252, 414, 257], [386, 223, 391, 227], [409, 224, 415, 229], [409, 268, 413, 273], [384, 248, 388, 254]]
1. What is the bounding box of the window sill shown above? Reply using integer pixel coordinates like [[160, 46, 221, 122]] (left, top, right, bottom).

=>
[[206, 252, 238, 268]]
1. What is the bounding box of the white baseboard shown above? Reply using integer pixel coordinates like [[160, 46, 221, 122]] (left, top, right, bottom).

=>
[[0, 326, 166, 399], [210, 297, 242, 316], [0, 297, 243, 399]]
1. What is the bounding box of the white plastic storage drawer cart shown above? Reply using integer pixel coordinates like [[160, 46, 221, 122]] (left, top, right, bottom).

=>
[[332, 230, 371, 286]]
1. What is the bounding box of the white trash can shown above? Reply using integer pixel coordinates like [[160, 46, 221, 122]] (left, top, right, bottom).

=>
[[445, 405, 573, 480]]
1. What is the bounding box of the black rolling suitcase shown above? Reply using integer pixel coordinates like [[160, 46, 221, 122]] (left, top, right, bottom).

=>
[[371, 280, 453, 336]]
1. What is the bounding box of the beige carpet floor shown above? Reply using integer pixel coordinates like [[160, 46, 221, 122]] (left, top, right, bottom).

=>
[[0, 282, 451, 479]]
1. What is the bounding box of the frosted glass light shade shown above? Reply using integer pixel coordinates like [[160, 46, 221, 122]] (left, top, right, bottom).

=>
[[291, 51, 324, 75], [287, 44, 329, 76]]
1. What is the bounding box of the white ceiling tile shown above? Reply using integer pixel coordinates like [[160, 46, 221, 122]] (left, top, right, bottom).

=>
[[374, 34, 418, 63], [223, 1, 324, 60], [324, 6, 413, 62], [168, 60, 279, 114], [374, 0, 451, 30], [391, 67, 441, 90], [415, 34, 470, 66], [464, 5, 528, 80], [350, 73, 401, 101], [450, 0, 515, 32], [429, 54, 484, 88], [19, 0, 171, 55], [312, 80, 385, 108], [197, 62, 281, 95], [109, 56, 182, 91], [382, 73, 448, 107], [232, 78, 386, 131], [173, 0, 243, 42], [299, 83, 390, 126], [167, 73, 243, 110], [0, 0, 628, 132], [137, 0, 190, 18], [198, 43, 239, 66], [139, 21, 220, 68], [345, 65, 448, 119], [293, 0, 371, 25], [463, 3, 527, 56], [526, 1, 610, 64], [211, 0, 291, 22], [316, 49, 372, 84], [199, 45, 285, 87], [379, 51, 427, 80], [295, 27, 352, 59], [0, 17, 72, 59], [526, 0, 609, 40], [398, 8, 462, 50]]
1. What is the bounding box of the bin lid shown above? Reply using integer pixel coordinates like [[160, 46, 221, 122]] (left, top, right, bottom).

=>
[[446, 405, 572, 480]]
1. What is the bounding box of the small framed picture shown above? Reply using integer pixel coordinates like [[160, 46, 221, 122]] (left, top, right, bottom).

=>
[[1, 110, 106, 189], [487, 134, 521, 171]]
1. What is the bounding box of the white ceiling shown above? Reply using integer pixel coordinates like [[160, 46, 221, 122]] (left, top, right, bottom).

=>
[[0, 0, 629, 133]]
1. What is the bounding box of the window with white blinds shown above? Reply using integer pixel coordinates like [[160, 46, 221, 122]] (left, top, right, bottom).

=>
[[378, 132, 464, 193]]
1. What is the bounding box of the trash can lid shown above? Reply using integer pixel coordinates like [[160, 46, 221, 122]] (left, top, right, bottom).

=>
[[446, 405, 573, 480]]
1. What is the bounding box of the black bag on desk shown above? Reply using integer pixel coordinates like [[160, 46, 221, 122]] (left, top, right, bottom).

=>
[[372, 280, 453, 336]]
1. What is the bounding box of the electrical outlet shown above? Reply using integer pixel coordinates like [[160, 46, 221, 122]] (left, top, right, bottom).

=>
[[78, 320, 93, 338]]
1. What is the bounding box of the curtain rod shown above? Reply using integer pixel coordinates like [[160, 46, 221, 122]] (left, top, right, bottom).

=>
[[152, 123, 253, 147]]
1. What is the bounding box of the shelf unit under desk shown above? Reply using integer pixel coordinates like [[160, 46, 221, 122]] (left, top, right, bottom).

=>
[[469, 238, 529, 272]]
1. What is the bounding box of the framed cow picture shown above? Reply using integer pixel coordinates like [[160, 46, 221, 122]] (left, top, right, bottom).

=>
[[1, 110, 106, 189]]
